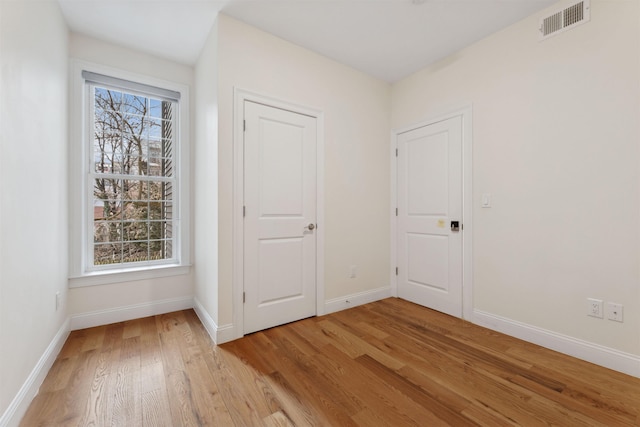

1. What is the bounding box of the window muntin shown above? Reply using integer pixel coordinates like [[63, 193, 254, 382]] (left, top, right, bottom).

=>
[[88, 84, 177, 269]]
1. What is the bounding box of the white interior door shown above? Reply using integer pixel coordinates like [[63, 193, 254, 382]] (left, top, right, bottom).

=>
[[397, 116, 463, 317], [243, 101, 317, 334]]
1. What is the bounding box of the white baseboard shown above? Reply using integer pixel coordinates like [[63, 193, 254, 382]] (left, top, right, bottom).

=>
[[194, 287, 392, 345], [0, 319, 70, 427], [215, 324, 236, 344], [193, 298, 217, 342], [69, 296, 193, 330], [324, 286, 393, 315], [473, 309, 640, 378], [192, 298, 236, 345]]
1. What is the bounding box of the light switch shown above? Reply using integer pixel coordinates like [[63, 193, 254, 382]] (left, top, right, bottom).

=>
[[481, 193, 492, 208]]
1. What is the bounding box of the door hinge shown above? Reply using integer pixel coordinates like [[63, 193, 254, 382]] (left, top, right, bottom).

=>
[[243, 120, 246, 132], [395, 267, 398, 276], [396, 208, 398, 216], [243, 292, 245, 303], [243, 206, 246, 217], [395, 148, 398, 157]]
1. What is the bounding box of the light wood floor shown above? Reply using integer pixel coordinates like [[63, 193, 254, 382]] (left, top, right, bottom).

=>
[[21, 298, 640, 426]]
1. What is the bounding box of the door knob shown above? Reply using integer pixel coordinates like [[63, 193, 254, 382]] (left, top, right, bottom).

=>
[[306, 223, 316, 231], [451, 221, 460, 232]]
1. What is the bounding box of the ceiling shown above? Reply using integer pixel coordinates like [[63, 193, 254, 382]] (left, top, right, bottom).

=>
[[57, 0, 556, 83]]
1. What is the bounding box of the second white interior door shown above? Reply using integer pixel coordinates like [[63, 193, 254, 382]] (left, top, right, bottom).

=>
[[243, 101, 317, 334], [397, 116, 463, 317]]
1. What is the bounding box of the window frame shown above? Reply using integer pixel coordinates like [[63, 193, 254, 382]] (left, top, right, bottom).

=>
[[69, 60, 190, 288]]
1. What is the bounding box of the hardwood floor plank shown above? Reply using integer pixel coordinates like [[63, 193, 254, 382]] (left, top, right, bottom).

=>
[[224, 336, 326, 426], [249, 329, 358, 426], [138, 315, 163, 367], [76, 349, 112, 426], [156, 313, 205, 426], [21, 299, 640, 426], [355, 353, 477, 426], [260, 375, 322, 427], [262, 410, 296, 427], [319, 319, 405, 371], [263, 328, 364, 420], [210, 346, 271, 426], [56, 329, 86, 359], [351, 407, 398, 427], [267, 369, 351, 426], [100, 322, 125, 354], [79, 326, 106, 353], [508, 345, 640, 410], [122, 318, 142, 340], [120, 355, 142, 426], [53, 347, 101, 426], [140, 362, 173, 427], [318, 343, 446, 426], [373, 327, 560, 426], [183, 345, 235, 425], [278, 327, 367, 416], [19, 391, 63, 427], [37, 355, 79, 393], [356, 320, 390, 340], [222, 333, 277, 375], [395, 364, 474, 415], [461, 401, 521, 426], [509, 371, 633, 425]]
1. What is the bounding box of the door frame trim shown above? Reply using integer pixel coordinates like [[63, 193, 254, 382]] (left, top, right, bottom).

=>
[[232, 88, 325, 338], [390, 105, 473, 320]]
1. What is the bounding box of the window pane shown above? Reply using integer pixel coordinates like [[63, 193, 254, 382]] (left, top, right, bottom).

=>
[[149, 98, 163, 118], [123, 220, 148, 242], [149, 238, 168, 259], [94, 179, 122, 215], [94, 149, 117, 174], [94, 242, 123, 265], [94, 221, 122, 243], [148, 201, 172, 220], [163, 240, 173, 259], [122, 199, 145, 221], [95, 87, 121, 111], [94, 200, 119, 221], [120, 94, 147, 115], [122, 240, 148, 263], [146, 117, 162, 139], [121, 113, 144, 136], [89, 82, 177, 269]]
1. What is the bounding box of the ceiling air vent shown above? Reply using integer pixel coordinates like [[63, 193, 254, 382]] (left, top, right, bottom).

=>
[[539, 0, 590, 40]]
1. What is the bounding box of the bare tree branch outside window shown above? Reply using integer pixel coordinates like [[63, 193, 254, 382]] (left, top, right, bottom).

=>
[[92, 87, 174, 266]]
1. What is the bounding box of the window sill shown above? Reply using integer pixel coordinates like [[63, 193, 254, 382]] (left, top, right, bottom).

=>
[[69, 264, 191, 288]]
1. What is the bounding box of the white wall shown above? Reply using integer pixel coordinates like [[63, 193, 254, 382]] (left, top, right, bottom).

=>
[[0, 0, 69, 420], [67, 34, 195, 321], [194, 19, 220, 325], [6, 3, 638, 421], [392, 0, 640, 356], [214, 15, 391, 327]]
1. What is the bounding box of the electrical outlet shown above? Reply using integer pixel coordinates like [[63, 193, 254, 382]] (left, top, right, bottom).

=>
[[349, 265, 357, 279], [587, 298, 603, 318], [607, 302, 623, 322], [55, 291, 60, 311]]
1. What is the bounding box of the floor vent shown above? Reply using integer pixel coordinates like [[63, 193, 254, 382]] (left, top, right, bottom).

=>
[[539, 0, 590, 40]]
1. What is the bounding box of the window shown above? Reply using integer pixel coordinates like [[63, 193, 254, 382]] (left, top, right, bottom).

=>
[[88, 76, 176, 267], [70, 63, 190, 286]]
